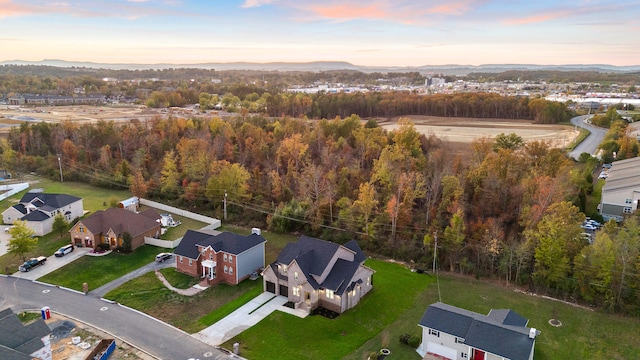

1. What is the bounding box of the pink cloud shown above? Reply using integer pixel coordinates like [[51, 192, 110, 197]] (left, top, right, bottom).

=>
[[0, 0, 39, 17], [503, 9, 572, 25], [309, 3, 387, 21]]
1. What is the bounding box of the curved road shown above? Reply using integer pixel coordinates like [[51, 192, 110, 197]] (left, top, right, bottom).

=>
[[569, 115, 608, 160], [0, 275, 236, 360]]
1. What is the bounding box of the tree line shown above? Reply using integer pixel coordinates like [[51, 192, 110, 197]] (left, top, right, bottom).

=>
[[2, 112, 640, 315]]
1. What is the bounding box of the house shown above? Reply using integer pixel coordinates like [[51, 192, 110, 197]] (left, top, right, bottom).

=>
[[598, 157, 640, 222], [174, 229, 267, 286], [0, 308, 52, 360], [2, 190, 84, 236], [417, 302, 537, 360], [69, 207, 161, 250], [261, 235, 374, 315]]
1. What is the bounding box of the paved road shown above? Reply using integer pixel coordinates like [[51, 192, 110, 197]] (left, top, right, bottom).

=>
[[0, 275, 237, 360], [569, 115, 607, 160]]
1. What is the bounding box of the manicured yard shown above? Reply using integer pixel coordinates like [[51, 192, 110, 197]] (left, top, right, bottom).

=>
[[105, 271, 264, 333], [37, 245, 166, 291], [222, 259, 433, 360]]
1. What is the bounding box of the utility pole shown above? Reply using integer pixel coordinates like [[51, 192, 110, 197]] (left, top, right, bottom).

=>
[[432, 231, 438, 274], [223, 191, 227, 220], [57, 155, 64, 182]]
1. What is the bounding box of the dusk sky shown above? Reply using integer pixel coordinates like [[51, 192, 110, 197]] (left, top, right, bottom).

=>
[[1, 0, 639, 67]]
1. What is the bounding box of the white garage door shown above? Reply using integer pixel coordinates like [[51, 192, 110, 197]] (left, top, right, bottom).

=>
[[426, 342, 457, 360]]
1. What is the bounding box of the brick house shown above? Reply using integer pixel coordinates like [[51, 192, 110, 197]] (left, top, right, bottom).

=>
[[69, 207, 161, 250], [174, 229, 267, 286]]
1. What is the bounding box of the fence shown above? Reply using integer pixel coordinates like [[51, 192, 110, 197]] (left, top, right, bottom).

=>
[[139, 198, 221, 227], [144, 236, 182, 249], [0, 182, 29, 202]]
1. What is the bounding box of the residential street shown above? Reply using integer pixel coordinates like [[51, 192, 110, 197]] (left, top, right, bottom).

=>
[[0, 275, 238, 360]]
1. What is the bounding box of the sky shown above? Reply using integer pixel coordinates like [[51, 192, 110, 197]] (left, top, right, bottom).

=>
[[1, 0, 639, 67]]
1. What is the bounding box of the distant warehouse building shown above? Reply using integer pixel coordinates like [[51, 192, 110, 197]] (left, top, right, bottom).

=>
[[599, 157, 640, 222]]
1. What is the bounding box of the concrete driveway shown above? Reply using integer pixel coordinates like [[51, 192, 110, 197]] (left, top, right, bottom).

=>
[[11, 246, 91, 280], [194, 292, 308, 346]]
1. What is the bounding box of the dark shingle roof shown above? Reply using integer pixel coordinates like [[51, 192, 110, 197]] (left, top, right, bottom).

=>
[[0, 308, 51, 357], [19, 192, 81, 209], [276, 235, 340, 276], [21, 211, 50, 221], [174, 230, 267, 259], [274, 236, 368, 294], [488, 309, 528, 327], [80, 208, 160, 238], [419, 302, 535, 360]]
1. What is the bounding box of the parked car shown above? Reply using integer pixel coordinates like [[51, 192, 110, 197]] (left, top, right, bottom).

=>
[[603, 163, 612, 169], [155, 253, 173, 262], [54, 244, 74, 257], [581, 223, 597, 231], [19, 256, 47, 272]]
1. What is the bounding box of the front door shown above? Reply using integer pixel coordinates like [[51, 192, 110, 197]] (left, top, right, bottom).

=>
[[473, 349, 485, 360]]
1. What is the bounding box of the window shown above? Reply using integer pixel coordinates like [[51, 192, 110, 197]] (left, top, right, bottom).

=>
[[294, 271, 298, 280], [224, 265, 228, 274], [229, 267, 233, 275], [188, 259, 192, 266], [456, 337, 465, 344], [293, 286, 300, 296], [282, 265, 288, 274], [429, 329, 440, 337], [326, 289, 334, 299], [626, 198, 633, 204], [624, 207, 632, 214], [209, 253, 213, 260], [228, 255, 233, 264], [223, 254, 228, 262], [179, 256, 183, 264], [79, 225, 84, 233]]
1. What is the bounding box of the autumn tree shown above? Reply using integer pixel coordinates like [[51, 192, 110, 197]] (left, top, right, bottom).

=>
[[7, 220, 38, 261], [159, 150, 181, 196]]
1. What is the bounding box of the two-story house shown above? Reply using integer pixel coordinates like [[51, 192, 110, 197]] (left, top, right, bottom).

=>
[[69, 207, 161, 250], [174, 229, 267, 286], [261, 235, 374, 315], [2, 190, 84, 236], [417, 302, 537, 360]]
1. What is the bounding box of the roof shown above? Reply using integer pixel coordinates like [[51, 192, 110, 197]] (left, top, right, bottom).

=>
[[419, 302, 535, 360], [174, 230, 267, 259], [273, 236, 368, 294], [602, 157, 640, 193], [19, 192, 81, 209], [79, 207, 161, 238], [0, 308, 51, 358]]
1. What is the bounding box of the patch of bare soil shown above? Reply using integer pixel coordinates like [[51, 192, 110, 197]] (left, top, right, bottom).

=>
[[46, 315, 150, 360], [381, 115, 577, 148]]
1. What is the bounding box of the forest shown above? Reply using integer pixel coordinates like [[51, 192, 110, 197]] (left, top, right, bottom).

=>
[[2, 108, 640, 315]]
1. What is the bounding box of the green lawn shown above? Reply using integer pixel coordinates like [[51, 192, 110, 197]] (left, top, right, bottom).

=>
[[105, 272, 264, 333], [222, 259, 433, 360], [37, 245, 166, 291]]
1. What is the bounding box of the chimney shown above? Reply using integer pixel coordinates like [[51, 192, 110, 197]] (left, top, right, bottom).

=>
[[529, 328, 538, 339]]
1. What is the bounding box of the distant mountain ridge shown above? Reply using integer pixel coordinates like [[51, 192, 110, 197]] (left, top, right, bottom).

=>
[[1, 59, 639, 75]]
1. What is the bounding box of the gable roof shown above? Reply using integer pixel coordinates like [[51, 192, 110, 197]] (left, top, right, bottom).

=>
[[79, 207, 160, 238], [19, 192, 81, 209], [0, 308, 51, 358], [419, 302, 535, 360], [273, 236, 369, 294], [174, 230, 267, 259]]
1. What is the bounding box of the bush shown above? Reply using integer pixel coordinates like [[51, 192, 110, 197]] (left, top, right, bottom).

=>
[[399, 333, 411, 344], [407, 335, 421, 348], [97, 243, 110, 251]]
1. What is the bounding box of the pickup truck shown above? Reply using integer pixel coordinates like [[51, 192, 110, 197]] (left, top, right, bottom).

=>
[[19, 256, 47, 272]]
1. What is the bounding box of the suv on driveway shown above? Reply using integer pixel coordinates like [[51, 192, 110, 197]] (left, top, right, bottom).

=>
[[54, 244, 74, 257], [155, 253, 173, 262]]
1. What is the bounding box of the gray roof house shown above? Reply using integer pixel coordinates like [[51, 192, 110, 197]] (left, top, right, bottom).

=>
[[598, 157, 640, 222], [2, 190, 84, 236], [417, 302, 537, 360], [174, 229, 267, 286], [262, 235, 374, 315], [0, 308, 52, 360]]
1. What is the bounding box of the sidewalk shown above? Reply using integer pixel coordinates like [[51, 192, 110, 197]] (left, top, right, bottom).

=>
[[194, 292, 308, 346], [155, 270, 208, 296]]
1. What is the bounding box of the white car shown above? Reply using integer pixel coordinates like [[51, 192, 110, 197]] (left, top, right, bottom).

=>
[[581, 223, 597, 231]]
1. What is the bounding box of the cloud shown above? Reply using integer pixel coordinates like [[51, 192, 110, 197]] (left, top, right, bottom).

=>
[[241, 0, 273, 8], [0, 0, 186, 19]]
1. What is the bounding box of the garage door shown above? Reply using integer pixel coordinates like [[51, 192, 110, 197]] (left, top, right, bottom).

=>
[[266, 281, 275, 293], [279, 284, 288, 296], [426, 342, 457, 360]]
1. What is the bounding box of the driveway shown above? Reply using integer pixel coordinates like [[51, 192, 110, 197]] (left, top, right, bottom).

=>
[[11, 246, 92, 280], [90, 256, 176, 297], [194, 292, 308, 346]]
